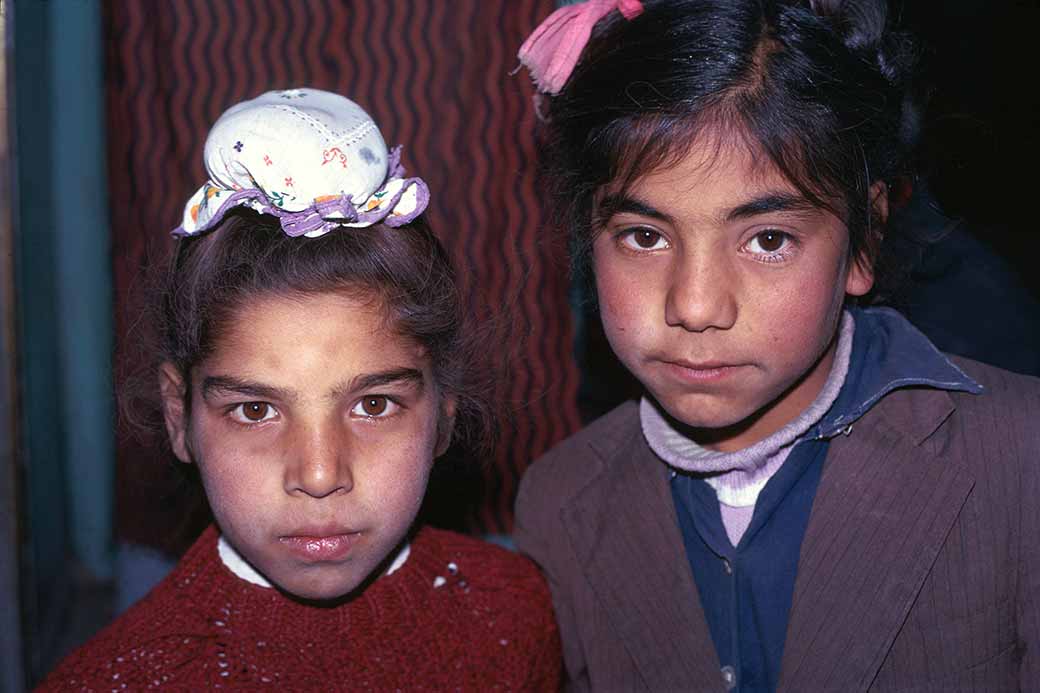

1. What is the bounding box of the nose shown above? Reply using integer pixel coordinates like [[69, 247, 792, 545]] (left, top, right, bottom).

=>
[[284, 420, 353, 498], [663, 250, 738, 332]]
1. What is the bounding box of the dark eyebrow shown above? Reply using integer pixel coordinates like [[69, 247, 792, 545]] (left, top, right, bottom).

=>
[[201, 368, 425, 404], [597, 192, 818, 226], [596, 195, 675, 225], [201, 376, 295, 403], [342, 367, 425, 396], [725, 192, 818, 221]]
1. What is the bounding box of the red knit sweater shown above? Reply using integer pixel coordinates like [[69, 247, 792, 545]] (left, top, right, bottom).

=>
[[40, 526, 561, 691]]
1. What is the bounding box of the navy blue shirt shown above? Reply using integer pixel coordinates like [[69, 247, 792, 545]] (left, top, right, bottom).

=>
[[669, 307, 982, 692]]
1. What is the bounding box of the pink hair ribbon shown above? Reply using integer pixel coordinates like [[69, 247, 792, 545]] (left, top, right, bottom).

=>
[[518, 0, 644, 95]]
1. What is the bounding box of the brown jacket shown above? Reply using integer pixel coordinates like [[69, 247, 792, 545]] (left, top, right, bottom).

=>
[[515, 357, 1040, 691]]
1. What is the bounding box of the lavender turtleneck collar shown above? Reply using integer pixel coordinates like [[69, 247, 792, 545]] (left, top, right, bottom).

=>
[[640, 311, 854, 509]]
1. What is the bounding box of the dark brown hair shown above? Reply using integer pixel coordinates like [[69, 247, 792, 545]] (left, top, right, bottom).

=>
[[139, 209, 491, 453], [539, 0, 920, 301]]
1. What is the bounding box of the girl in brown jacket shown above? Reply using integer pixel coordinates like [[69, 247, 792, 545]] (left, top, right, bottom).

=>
[[515, 1, 1039, 690]]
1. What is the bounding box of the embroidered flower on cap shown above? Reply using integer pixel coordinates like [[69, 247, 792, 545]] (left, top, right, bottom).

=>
[[173, 88, 430, 238]]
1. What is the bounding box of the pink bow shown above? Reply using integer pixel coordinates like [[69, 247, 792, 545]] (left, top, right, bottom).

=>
[[518, 0, 644, 95]]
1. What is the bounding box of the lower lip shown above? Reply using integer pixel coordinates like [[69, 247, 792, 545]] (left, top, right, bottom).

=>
[[279, 533, 361, 562], [661, 362, 745, 383]]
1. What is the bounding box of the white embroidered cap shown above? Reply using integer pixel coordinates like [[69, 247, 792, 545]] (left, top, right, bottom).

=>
[[174, 88, 429, 238]]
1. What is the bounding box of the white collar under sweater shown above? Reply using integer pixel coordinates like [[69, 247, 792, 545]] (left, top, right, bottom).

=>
[[640, 311, 854, 508]]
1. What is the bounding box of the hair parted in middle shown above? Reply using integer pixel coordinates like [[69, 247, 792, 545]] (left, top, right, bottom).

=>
[[537, 0, 920, 300]]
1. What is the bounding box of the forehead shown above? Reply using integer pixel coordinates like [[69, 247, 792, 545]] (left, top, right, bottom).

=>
[[202, 290, 427, 378], [625, 129, 794, 208]]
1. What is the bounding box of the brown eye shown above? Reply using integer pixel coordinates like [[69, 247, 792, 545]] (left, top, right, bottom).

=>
[[620, 228, 666, 251], [633, 229, 662, 249], [351, 395, 401, 419], [361, 396, 388, 416], [756, 230, 785, 252], [242, 402, 270, 421]]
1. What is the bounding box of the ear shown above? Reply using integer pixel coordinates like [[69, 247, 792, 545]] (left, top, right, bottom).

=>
[[870, 179, 890, 226], [158, 362, 193, 464], [434, 396, 458, 458], [845, 180, 888, 297]]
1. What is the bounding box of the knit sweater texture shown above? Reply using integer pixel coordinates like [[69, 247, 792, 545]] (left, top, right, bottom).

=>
[[39, 525, 561, 691]]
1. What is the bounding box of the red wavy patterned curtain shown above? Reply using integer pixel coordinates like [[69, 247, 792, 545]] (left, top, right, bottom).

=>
[[104, 0, 579, 549]]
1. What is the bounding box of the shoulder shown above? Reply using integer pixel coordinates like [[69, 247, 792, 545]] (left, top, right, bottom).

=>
[[945, 355, 1040, 457], [948, 355, 1040, 407], [516, 400, 641, 520], [38, 528, 222, 690], [939, 356, 1040, 443], [407, 527, 561, 684], [868, 354, 1040, 486], [412, 527, 549, 599]]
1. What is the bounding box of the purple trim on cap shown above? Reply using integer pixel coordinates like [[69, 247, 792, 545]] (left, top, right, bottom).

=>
[[171, 189, 264, 238], [383, 178, 429, 228], [387, 145, 405, 179], [366, 177, 428, 227], [264, 175, 429, 237], [171, 144, 428, 238], [171, 180, 430, 238]]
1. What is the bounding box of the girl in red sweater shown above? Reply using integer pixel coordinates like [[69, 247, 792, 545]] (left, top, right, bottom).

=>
[[41, 89, 560, 691]]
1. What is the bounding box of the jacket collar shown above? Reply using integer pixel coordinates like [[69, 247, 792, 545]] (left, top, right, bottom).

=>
[[815, 307, 982, 442]]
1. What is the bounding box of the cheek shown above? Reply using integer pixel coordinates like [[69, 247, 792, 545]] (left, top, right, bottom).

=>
[[752, 269, 846, 359], [383, 433, 435, 483], [192, 436, 266, 519], [360, 435, 435, 530], [594, 253, 654, 335], [188, 413, 282, 519], [361, 419, 439, 496]]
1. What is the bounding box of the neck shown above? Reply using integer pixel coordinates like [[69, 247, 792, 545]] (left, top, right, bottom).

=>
[[641, 310, 854, 477], [681, 312, 847, 452], [696, 344, 838, 452]]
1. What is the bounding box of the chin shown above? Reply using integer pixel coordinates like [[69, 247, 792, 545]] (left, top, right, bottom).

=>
[[279, 575, 366, 603], [655, 391, 759, 431], [258, 560, 370, 602]]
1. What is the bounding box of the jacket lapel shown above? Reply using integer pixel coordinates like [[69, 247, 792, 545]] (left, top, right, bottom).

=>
[[779, 388, 975, 691], [562, 426, 723, 689]]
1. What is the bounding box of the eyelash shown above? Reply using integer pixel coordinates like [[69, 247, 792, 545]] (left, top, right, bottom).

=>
[[228, 402, 279, 427], [348, 395, 403, 421], [225, 395, 405, 429], [742, 229, 799, 264], [615, 227, 669, 252], [613, 227, 799, 264]]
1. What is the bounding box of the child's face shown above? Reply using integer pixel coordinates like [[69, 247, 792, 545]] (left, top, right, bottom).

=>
[[593, 133, 873, 451], [160, 291, 453, 601]]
